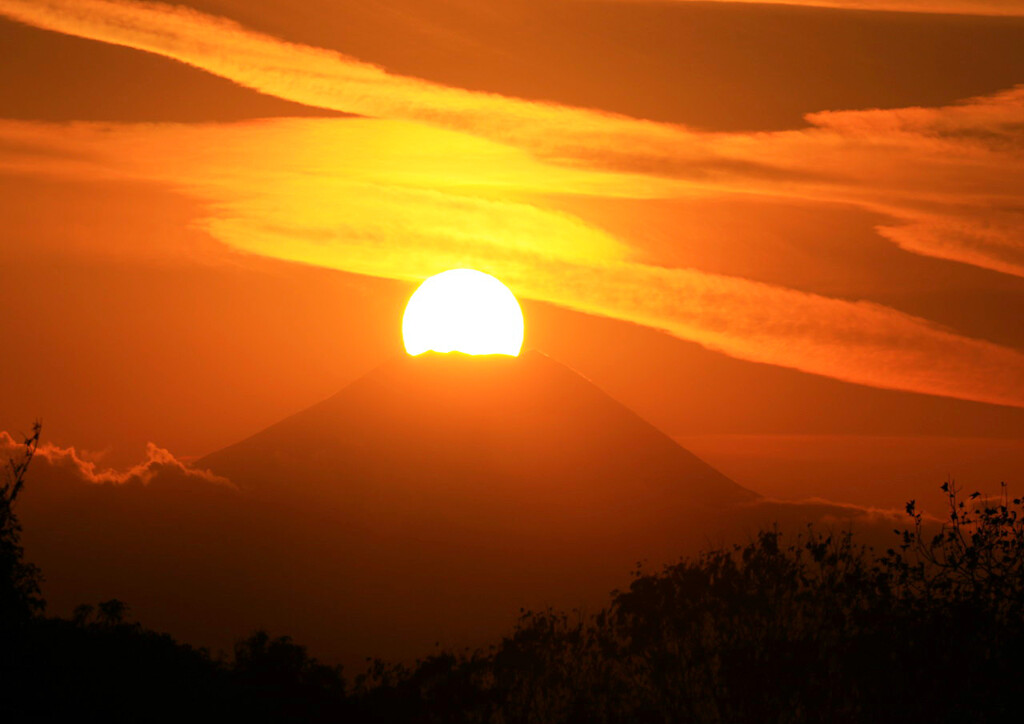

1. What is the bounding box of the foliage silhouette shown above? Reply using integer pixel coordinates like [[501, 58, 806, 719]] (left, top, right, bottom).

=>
[[359, 481, 1024, 723], [0, 422, 44, 622], [232, 630, 349, 722], [4, 424, 1024, 722]]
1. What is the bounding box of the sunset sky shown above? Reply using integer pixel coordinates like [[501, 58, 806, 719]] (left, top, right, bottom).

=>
[[2, 0, 1023, 514]]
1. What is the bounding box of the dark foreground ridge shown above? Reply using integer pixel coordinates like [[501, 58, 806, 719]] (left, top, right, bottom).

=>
[[5, 424, 1024, 722]]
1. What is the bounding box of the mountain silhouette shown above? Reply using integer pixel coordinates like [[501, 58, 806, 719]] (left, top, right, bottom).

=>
[[201, 350, 753, 517], [195, 352, 758, 660], [22, 351, 757, 668]]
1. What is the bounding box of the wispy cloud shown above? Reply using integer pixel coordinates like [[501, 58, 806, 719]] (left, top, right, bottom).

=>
[[0, 430, 231, 486], [585, 0, 1024, 17], [3, 117, 1022, 409], [1, 0, 1023, 409], [745, 496, 931, 526], [1, 0, 1020, 281]]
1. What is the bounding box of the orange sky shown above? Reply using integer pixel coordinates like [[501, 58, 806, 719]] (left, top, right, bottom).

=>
[[2, 0, 1023, 512]]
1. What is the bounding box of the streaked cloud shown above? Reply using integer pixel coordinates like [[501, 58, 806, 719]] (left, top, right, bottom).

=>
[[1, 0, 1023, 409], [746, 497, 931, 526], [3, 117, 1022, 410], [0, 430, 231, 486], [1, 0, 1020, 280], [591, 0, 1024, 17]]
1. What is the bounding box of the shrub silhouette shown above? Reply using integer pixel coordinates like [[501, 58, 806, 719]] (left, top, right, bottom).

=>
[[232, 631, 349, 722], [362, 482, 1024, 723]]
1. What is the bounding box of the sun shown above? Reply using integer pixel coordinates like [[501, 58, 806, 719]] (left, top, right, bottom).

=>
[[403, 269, 525, 356]]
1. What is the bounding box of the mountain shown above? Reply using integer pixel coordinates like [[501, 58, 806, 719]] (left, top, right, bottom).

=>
[[23, 351, 756, 669], [201, 349, 753, 515], [192, 351, 755, 661]]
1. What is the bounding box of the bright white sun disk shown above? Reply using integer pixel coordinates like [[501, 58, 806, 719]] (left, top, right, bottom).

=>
[[403, 269, 524, 356]]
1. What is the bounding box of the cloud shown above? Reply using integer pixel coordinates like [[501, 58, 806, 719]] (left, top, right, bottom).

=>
[[582, 1, 1024, 18], [1, 0, 1021, 282], [744, 496, 927, 526], [659, 494, 949, 564], [0, 430, 231, 487], [1, 1, 1023, 409], [3, 115, 1024, 410], [837, 95, 1024, 276], [875, 209, 1024, 279]]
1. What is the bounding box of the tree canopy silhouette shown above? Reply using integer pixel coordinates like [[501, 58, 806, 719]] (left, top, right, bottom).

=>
[[359, 482, 1024, 723]]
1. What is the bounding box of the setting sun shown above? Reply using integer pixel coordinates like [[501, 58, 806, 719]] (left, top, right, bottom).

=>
[[402, 269, 524, 356]]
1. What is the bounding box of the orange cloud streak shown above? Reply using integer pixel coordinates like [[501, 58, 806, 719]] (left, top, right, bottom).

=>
[[589, 1, 1024, 18], [1, 1, 1023, 408], [1, 0, 1020, 281], [2, 117, 1022, 410]]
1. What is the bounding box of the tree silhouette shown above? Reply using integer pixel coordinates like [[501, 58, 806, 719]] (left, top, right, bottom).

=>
[[96, 598, 128, 626], [232, 631, 350, 722], [361, 482, 1024, 723], [0, 421, 44, 623]]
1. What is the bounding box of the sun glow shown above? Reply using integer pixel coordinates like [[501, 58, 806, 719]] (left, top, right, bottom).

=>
[[403, 270, 525, 356]]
